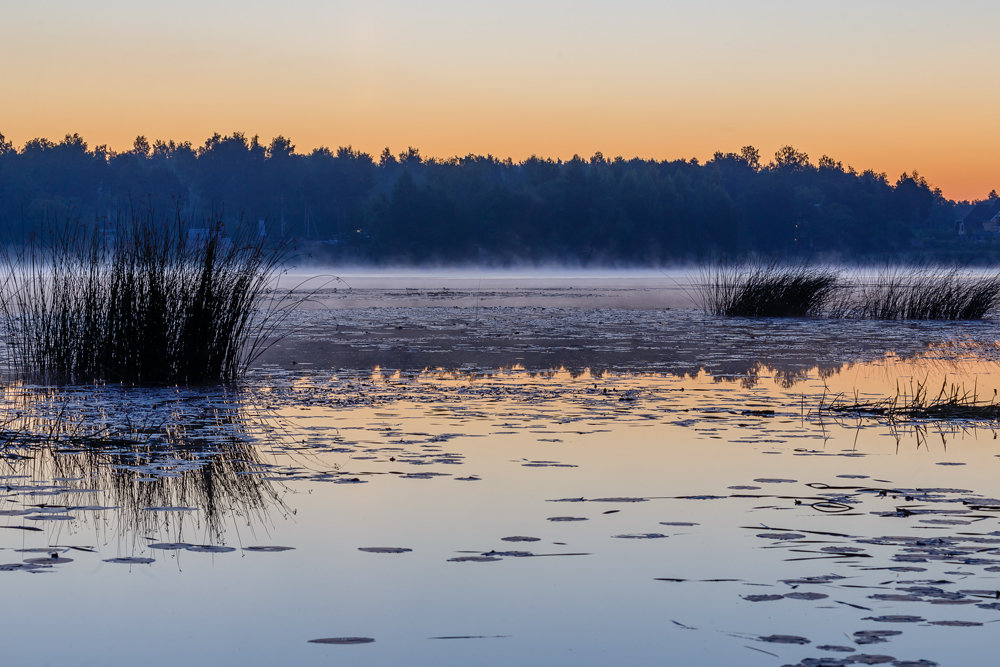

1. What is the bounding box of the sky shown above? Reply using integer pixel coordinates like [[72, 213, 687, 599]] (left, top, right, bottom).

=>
[[2, 0, 998, 200]]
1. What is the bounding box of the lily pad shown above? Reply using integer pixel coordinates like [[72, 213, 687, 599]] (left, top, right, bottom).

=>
[[926, 620, 982, 627], [148, 543, 192, 550], [24, 556, 73, 564], [848, 655, 895, 665], [852, 630, 902, 645], [784, 592, 828, 600], [186, 545, 237, 553], [758, 634, 810, 644]]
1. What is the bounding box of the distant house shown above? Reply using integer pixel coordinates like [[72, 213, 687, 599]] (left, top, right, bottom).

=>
[[962, 199, 1000, 236]]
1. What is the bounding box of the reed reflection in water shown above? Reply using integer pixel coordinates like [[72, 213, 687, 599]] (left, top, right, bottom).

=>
[[0, 383, 292, 539]]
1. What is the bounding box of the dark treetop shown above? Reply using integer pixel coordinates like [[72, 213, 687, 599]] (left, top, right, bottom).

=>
[[1, 132, 996, 264]]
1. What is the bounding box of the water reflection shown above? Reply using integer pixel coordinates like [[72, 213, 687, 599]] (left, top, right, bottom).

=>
[[5, 345, 1000, 664], [263, 303, 1000, 396], [0, 384, 288, 539]]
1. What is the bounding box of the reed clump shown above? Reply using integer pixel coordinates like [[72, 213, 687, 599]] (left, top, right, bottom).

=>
[[832, 267, 1000, 320], [700, 264, 839, 317], [0, 217, 294, 385]]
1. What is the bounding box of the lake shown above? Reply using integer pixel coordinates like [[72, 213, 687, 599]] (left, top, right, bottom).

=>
[[2, 273, 998, 666]]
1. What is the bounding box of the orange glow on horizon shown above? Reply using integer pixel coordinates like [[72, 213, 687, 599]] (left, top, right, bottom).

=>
[[3, 2, 999, 202]]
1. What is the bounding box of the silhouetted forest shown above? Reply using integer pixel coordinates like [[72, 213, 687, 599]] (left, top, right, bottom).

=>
[[1, 131, 997, 264]]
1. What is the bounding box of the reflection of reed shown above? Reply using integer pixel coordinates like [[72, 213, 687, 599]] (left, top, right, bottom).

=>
[[820, 376, 1000, 423], [0, 384, 287, 539]]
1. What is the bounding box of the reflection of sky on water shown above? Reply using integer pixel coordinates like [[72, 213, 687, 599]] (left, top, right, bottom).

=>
[[5, 294, 1000, 664], [262, 286, 1000, 390]]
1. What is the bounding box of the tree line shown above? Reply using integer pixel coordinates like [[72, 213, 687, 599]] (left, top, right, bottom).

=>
[[0, 131, 989, 264]]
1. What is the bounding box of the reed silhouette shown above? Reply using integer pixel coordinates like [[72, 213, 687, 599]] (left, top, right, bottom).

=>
[[0, 215, 298, 385]]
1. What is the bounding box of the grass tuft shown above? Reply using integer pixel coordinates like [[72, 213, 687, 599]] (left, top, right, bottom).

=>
[[699, 263, 839, 317], [831, 267, 1000, 320], [0, 215, 302, 385]]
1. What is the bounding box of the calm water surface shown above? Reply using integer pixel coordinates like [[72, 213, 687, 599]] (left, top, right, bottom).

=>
[[3, 276, 1000, 666]]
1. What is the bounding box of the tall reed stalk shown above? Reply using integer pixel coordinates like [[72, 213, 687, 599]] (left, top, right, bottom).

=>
[[0, 216, 297, 385]]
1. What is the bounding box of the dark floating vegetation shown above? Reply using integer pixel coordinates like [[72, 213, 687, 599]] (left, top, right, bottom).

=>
[[308, 637, 375, 645], [0, 215, 300, 385], [701, 264, 1000, 320]]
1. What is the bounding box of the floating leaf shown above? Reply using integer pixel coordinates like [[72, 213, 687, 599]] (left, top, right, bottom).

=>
[[758, 634, 810, 644], [589, 497, 647, 503], [869, 594, 921, 602], [756, 532, 806, 540], [816, 644, 856, 652], [148, 542, 192, 550], [24, 556, 73, 564], [784, 592, 828, 600], [358, 547, 412, 554], [429, 635, 510, 640], [244, 546, 295, 552], [308, 637, 375, 645], [848, 654, 896, 665], [926, 620, 982, 627], [104, 557, 155, 564]]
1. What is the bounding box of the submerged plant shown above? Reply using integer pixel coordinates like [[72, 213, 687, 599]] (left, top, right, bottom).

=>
[[0, 215, 304, 385], [699, 263, 840, 317]]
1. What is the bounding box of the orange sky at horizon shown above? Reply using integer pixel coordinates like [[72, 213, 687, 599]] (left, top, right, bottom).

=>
[[3, 1, 998, 201]]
